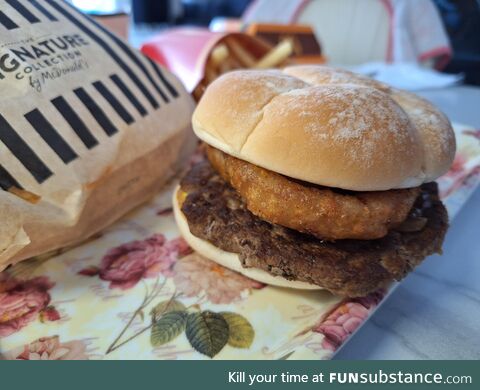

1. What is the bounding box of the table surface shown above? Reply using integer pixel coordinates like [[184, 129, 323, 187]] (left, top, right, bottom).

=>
[[335, 85, 480, 360]]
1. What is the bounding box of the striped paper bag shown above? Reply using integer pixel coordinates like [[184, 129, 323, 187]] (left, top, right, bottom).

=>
[[0, 0, 196, 271]]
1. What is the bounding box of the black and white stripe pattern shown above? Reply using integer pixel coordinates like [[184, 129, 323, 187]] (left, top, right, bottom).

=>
[[110, 74, 148, 117], [1, 0, 180, 113], [73, 87, 119, 137], [45, 0, 161, 110], [0, 0, 58, 30], [60, 0, 179, 102], [25, 108, 78, 164], [93, 80, 134, 125], [0, 0, 183, 197], [0, 113, 53, 183], [0, 164, 22, 191], [0, 10, 19, 30], [0, 71, 149, 187], [51, 0, 180, 105], [51, 96, 99, 150], [28, 0, 58, 22], [6, 0, 40, 24]]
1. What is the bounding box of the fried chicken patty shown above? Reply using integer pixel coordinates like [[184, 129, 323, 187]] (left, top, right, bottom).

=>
[[206, 146, 420, 240], [179, 161, 448, 297]]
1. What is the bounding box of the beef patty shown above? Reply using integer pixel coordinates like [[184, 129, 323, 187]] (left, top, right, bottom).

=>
[[179, 161, 448, 297]]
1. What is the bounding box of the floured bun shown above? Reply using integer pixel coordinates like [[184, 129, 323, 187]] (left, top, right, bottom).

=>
[[192, 66, 456, 191], [173, 187, 321, 290]]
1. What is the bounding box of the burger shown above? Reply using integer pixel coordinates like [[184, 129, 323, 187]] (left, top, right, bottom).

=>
[[173, 66, 456, 297]]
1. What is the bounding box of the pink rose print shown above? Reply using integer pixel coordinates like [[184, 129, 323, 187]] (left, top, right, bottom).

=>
[[440, 153, 480, 199], [79, 234, 192, 290], [463, 129, 480, 141], [0, 274, 58, 338], [39, 306, 61, 323], [173, 253, 264, 304], [2, 336, 89, 360], [157, 207, 173, 216], [312, 290, 384, 352], [446, 154, 468, 177]]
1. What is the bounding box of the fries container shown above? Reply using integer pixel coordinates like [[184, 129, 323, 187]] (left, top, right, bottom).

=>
[[141, 27, 274, 94], [246, 23, 326, 64]]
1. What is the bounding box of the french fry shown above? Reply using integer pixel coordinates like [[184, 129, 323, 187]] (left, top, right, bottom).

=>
[[194, 36, 295, 101], [218, 57, 233, 74], [204, 60, 218, 84], [225, 53, 243, 70], [225, 37, 257, 67], [193, 82, 205, 101], [254, 38, 294, 69], [210, 44, 229, 68], [8, 187, 41, 204]]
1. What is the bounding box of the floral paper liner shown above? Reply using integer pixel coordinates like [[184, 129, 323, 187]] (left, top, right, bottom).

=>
[[0, 123, 479, 360]]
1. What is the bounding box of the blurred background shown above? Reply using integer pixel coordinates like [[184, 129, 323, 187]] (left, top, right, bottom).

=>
[[69, 0, 480, 85]]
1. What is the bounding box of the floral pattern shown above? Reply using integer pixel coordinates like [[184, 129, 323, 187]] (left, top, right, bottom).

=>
[[0, 275, 58, 338], [79, 234, 191, 290], [463, 129, 480, 141], [173, 253, 264, 304], [312, 291, 384, 352], [2, 336, 89, 360], [440, 153, 480, 199], [0, 123, 477, 359]]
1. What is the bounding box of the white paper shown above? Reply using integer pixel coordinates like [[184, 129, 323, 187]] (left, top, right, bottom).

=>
[[350, 62, 462, 91]]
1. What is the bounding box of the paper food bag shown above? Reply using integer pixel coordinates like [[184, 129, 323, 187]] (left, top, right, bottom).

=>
[[0, 0, 195, 271]]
